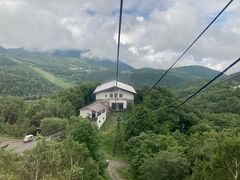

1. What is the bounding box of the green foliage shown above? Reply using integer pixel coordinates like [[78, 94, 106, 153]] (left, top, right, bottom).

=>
[[124, 105, 157, 140], [69, 118, 100, 159], [123, 85, 240, 179], [141, 151, 189, 180], [0, 149, 21, 179], [53, 83, 96, 114], [0, 55, 59, 97], [20, 138, 99, 180], [0, 97, 24, 124], [187, 131, 240, 180], [0, 138, 103, 180], [125, 133, 185, 177], [0, 49, 226, 99], [189, 86, 240, 114], [40, 118, 67, 136], [0, 97, 75, 137]]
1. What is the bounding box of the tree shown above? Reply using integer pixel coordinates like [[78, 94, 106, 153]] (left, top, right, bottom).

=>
[[141, 151, 189, 180], [125, 133, 185, 177], [0, 97, 25, 124], [40, 117, 67, 136], [125, 105, 157, 140], [69, 118, 100, 160], [54, 83, 96, 114]]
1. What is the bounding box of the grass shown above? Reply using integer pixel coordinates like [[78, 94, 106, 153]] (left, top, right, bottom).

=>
[[0, 134, 22, 140], [31, 67, 72, 88], [99, 112, 128, 160], [117, 167, 134, 180], [7, 56, 72, 89]]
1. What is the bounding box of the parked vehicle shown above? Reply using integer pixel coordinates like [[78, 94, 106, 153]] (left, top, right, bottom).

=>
[[23, 135, 33, 143]]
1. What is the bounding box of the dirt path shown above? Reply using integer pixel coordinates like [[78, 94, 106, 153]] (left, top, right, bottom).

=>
[[0, 139, 37, 153], [107, 160, 128, 180]]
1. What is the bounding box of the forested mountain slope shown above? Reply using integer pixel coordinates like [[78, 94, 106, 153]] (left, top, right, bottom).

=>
[[0, 55, 59, 97], [0, 47, 228, 97]]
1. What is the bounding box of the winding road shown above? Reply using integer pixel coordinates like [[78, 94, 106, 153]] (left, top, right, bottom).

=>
[[0, 139, 37, 153]]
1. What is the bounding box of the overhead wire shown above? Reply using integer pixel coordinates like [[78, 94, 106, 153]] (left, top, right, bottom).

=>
[[114, 0, 123, 110], [206, 72, 240, 89], [171, 57, 240, 112], [128, 59, 240, 120], [150, 0, 234, 91]]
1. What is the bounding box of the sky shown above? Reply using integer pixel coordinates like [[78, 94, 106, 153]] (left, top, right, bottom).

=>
[[0, 0, 239, 73]]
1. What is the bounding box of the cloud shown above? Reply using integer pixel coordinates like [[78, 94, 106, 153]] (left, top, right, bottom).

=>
[[0, 0, 239, 73]]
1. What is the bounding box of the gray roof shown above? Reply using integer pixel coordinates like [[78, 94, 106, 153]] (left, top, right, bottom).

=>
[[80, 101, 108, 112], [93, 80, 136, 94]]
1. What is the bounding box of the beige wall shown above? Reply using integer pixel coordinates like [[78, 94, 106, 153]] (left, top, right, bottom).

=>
[[96, 89, 134, 101], [80, 109, 92, 118]]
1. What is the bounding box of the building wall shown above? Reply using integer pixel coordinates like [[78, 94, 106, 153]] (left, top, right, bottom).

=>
[[96, 111, 107, 129], [108, 99, 128, 109], [80, 109, 92, 118], [96, 88, 134, 101]]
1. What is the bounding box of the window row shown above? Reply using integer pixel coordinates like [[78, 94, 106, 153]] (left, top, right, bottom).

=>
[[105, 93, 123, 98]]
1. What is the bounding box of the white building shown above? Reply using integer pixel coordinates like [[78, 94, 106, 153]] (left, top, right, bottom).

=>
[[80, 80, 136, 128], [80, 100, 109, 129], [94, 80, 136, 110]]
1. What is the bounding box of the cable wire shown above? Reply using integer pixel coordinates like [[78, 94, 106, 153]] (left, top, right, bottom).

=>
[[150, 0, 234, 91], [116, 0, 123, 85], [114, 0, 123, 110], [171, 57, 240, 112], [130, 66, 240, 120], [206, 72, 240, 89]]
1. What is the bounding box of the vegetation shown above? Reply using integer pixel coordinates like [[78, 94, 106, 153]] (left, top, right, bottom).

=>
[[121, 85, 240, 180], [31, 66, 72, 88], [0, 55, 59, 97], [0, 48, 225, 99], [0, 48, 240, 179]]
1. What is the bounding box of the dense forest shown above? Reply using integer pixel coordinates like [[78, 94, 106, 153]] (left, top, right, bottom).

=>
[[121, 85, 240, 179], [0, 48, 223, 96], [0, 49, 240, 179], [0, 75, 239, 179], [0, 55, 59, 97]]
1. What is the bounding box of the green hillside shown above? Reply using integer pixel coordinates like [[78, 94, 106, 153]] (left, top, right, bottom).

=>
[[173, 65, 223, 78], [0, 47, 229, 97], [0, 55, 60, 97]]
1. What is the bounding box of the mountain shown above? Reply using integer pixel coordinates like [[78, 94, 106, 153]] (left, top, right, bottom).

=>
[[0, 47, 226, 97], [0, 55, 60, 98], [172, 65, 224, 78]]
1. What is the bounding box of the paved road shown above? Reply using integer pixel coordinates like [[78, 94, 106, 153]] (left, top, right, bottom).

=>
[[0, 139, 37, 153], [107, 160, 128, 180]]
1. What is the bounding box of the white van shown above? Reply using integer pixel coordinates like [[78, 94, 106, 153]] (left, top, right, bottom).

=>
[[23, 135, 33, 143]]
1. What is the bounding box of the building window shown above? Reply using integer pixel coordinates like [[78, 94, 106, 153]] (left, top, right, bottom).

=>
[[119, 93, 122, 98], [105, 94, 107, 98], [97, 111, 101, 116], [110, 93, 113, 98], [114, 93, 117, 98], [102, 109, 105, 113]]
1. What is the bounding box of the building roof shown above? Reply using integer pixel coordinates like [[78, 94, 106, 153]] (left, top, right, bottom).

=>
[[80, 100, 108, 112], [93, 80, 137, 94]]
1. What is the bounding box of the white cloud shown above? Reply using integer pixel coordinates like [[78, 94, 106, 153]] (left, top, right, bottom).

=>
[[136, 16, 144, 22], [0, 0, 239, 73]]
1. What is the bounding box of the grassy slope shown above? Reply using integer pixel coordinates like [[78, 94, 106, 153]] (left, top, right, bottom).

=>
[[99, 113, 117, 159], [99, 112, 128, 160], [7, 55, 72, 89], [30, 67, 72, 88], [100, 112, 132, 179]]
